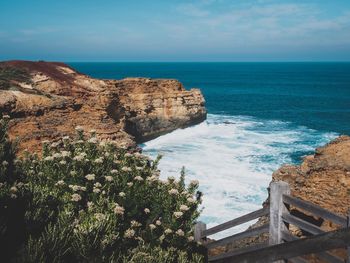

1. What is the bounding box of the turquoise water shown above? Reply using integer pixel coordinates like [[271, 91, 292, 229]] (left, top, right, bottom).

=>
[[69, 62, 349, 235]]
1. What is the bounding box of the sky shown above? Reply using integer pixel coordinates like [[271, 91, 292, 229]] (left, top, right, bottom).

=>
[[1, 0, 350, 62]]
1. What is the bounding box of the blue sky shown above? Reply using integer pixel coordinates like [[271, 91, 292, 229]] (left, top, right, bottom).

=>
[[1, 0, 350, 61]]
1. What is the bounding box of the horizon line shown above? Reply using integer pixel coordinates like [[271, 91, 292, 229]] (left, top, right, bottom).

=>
[[2, 59, 350, 63]]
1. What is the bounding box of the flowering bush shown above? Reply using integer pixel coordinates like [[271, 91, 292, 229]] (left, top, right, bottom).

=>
[[0, 116, 205, 262]]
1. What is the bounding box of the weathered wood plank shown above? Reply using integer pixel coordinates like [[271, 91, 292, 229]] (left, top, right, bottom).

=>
[[194, 221, 206, 242], [317, 252, 344, 263], [282, 213, 325, 235], [213, 227, 350, 263], [208, 242, 268, 261], [269, 181, 291, 249], [288, 257, 309, 263], [206, 224, 269, 249], [283, 194, 347, 227], [202, 207, 269, 237], [282, 230, 344, 263], [347, 210, 350, 263]]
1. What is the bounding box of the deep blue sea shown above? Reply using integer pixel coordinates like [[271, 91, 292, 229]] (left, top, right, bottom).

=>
[[69, 62, 350, 235]]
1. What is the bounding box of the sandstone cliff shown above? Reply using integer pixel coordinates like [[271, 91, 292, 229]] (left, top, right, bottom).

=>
[[273, 135, 350, 219], [0, 60, 206, 152]]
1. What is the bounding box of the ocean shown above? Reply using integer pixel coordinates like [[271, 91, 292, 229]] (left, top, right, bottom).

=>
[[69, 62, 350, 236]]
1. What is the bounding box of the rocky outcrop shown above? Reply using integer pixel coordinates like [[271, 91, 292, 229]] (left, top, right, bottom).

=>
[[0, 60, 206, 152], [273, 135, 350, 219]]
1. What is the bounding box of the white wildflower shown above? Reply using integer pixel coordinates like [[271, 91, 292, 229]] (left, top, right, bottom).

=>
[[71, 194, 82, 202], [187, 197, 196, 203], [190, 180, 199, 186], [144, 208, 150, 214], [88, 137, 98, 144], [62, 136, 70, 141], [61, 151, 71, 157], [94, 157, 104, 164], [110, 169, 118, 174], [188, 236, 194, 242], [134, 176, 143, 181], [124, 152, 132, 157], [168, 176, 175, 181], [168, 188, 179, 195], [180, 205, 189, 211], [2, 161, 8, 167], [105, 176, 113, 182], [70, 171, 77, 176], [94, 182, 102, 188], [127, 182, 133, 187], [55, 180, 65, 186], [131, 220, 142, 228], [136, 166, 143, 171], [173, 211, 183, 218], [85, 174, 95, 181], [59, 160, 66, 165], [124, 229, 135, 238], [149, 224, 156, 230], [164, 229, 173, 235], [114, 205, 125, 215], [176, 229, 185, 236], [119, 192, 126, 197], [94, 213, 106, 221], [156, 220, 162, 226], [53, 153, 62, 159], [121, 166, 132, 172], [10, 194, 17, 199], [44, 156, 54, 161], [10, 186, 18, 193], [93, 188, 101, 193], [73, 155, 84, 161], [50, 142, 59, 148]]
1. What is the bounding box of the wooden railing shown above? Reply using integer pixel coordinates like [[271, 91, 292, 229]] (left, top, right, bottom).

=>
[[194, 181, 350, 263]]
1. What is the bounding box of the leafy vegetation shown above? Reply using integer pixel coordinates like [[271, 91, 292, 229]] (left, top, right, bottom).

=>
[[0, 114, 205, 262], [0, 65, 32, 90]]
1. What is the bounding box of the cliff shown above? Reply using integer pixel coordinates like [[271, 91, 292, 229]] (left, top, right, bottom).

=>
[[0, 60, 206, 152], [272, 135, 350, 219]]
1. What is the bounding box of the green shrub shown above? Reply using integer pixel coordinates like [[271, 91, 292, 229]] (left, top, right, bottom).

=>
[[0, 117, 205, 262]]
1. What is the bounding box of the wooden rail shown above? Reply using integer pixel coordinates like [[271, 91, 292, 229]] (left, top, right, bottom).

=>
[[212, 227, 350, 263], [202, 207, 269, 238], [194, 181, 350, 263]]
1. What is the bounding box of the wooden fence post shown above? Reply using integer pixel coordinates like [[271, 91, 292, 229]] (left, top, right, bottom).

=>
[[269, 181, 290, 262], [347, 210, 350, 263], [194, 221, 207, 243]]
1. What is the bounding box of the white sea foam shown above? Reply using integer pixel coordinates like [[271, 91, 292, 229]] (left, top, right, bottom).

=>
[[141, 114, 337, 238]]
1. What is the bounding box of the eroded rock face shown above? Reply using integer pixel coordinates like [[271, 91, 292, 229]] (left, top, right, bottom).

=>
[[273, 135, 350, 218], [0, 61, 206, 152]]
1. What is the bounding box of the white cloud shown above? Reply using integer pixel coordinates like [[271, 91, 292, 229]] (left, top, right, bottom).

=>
[[167, 1, 350, 49]]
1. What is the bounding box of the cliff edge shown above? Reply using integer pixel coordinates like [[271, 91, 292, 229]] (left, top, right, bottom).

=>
[[0, 60, 206, 152], [273, 135, 350, 219]]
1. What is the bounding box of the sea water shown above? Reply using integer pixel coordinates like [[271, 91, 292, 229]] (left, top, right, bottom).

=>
[[69, 62, 350, 236]]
